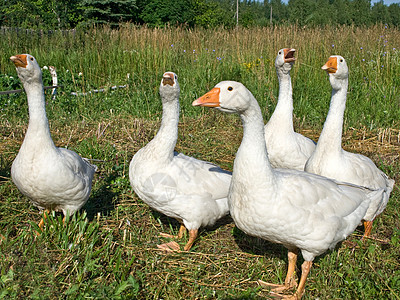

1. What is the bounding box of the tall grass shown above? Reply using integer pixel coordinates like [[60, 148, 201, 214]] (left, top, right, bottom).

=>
[[0, 24, 399, 128], [0, 25, 399, 299]]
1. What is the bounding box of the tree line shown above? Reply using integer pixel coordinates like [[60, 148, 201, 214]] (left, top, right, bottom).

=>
[[1, 0, 399, 30]]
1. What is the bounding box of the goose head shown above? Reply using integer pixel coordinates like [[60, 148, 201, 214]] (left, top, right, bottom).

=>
[[10, 54, 42, 84], [322, 55, 348, 90], [193, 81, 253, 114], [275, 48, 296, 74], [159, 72, 180, 103]]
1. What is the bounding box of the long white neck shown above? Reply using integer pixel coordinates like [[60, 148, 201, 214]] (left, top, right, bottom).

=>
[[315, 76, 348, 156], [234, 94, 275, 184], [145, 99, 179, 162], [268, 68, 293, 131], [22, 80, 55, 149]]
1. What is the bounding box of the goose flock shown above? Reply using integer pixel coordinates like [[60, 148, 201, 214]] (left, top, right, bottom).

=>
[[8, 49, 394, 299]]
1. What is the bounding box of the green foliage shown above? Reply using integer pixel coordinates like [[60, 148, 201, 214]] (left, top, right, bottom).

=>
[[139, 0, 194, 27], [351, 0, 372, 26], [1, 0, 85, 29], [192, 0, 235, 28], [1, 0, 400, 30], [81, 0, 137, 26]]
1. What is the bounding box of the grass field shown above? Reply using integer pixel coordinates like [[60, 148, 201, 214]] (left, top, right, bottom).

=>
[[0, 25, 399, 299]]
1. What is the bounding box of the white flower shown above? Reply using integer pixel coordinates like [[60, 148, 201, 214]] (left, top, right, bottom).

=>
[[78, 72, 83, 76], [42, 66, 48, 70]]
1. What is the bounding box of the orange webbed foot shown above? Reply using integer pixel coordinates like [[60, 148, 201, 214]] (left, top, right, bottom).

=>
[[157, 241, 181, 252]]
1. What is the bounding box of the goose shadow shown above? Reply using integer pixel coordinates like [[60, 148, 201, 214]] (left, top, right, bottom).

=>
[[83, 169, 121, 221], [232, 226, 288, 262], [149, 210, 233, 234], [0, 154, 12, 183]]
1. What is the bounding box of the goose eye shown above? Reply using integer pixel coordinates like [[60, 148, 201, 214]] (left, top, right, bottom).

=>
[[30, 57, 34, 61], [340, 59, 343, 62], [279, 51, 282, 55], [228, 86, 233, 91]]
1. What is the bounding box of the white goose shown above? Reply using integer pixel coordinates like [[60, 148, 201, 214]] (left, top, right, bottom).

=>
[[305, 56, 394, 238], [129, 72, 231, 251], [264, 48, 316, 170], [10, 54, 96, 232], [193, 81, 380, 299]]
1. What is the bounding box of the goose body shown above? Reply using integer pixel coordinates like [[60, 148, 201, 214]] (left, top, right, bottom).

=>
[[129, 72, 231, 251], [305, 56, 394, 237], [193, 80, 380, 299], [264, 49, 315, 170], [10, 54, 96, 227]]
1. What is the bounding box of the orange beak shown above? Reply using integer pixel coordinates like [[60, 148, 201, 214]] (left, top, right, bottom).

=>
[[322, 57, 337, 73], [283, 48, 296, 63], [10, 54, 28, 68], [192, 87, 221, 107], [162, 72, 174, 86]]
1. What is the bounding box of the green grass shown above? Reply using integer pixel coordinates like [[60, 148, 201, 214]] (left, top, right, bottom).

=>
[[1, 24, 400, 127], [0, 25, 399, 299]]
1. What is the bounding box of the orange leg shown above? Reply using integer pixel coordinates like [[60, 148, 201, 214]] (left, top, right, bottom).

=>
[[159, 224, 187, 239], [280, 249, 298, 290], [177, 224, 187, 239], [36, 209, 50, 235], [362, 220, 373, 239], [183, 229, 198, 251], [292, 261, 312, 299], [259, 249, 298, 292]]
